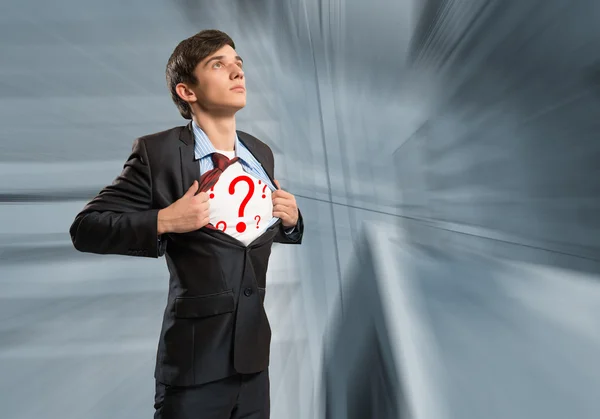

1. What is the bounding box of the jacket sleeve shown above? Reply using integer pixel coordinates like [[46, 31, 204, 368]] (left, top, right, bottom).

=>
[[269, 143, 303, 244], [69, 138, 167, 258], [273, 207, 304, 244]]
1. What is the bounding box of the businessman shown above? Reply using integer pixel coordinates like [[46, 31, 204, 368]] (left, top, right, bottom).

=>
[[69, 29, 304, 419]]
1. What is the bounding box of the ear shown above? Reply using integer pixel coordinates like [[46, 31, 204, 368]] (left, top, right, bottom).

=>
[[175, 83, 197, 105]]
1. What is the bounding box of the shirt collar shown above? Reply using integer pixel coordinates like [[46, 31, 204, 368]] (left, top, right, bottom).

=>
[[192, 120, 252, 165]]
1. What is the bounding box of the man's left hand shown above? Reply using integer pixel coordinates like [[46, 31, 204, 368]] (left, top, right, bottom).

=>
[[272, 179, 299, 228]]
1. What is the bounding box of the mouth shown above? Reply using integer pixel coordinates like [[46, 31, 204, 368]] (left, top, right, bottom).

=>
[[230, 86, 246, 92]]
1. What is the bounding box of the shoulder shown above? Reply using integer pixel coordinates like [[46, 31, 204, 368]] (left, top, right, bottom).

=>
[[237, 130, 274, 159], [129, 124, 189, 157], [124, 125, 188, 167], [139, 125, 187, 147]]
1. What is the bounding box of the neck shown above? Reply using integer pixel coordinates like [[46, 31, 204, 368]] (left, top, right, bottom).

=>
[[192, 111, 237, 151]]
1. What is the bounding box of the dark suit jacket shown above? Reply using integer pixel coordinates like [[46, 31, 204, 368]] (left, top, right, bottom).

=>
[[69, 122, 304, 386]]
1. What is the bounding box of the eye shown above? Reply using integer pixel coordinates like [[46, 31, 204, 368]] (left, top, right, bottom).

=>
[[212, 61, 223, 69]]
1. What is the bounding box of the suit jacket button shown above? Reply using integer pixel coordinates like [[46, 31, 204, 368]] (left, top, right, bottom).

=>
[[244, 288, 253, 297]]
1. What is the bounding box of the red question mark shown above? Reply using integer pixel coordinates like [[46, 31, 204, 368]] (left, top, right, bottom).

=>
[[261, 185, 267, 198], [254, 215, 261, 228], [229, 175, 255, 233]]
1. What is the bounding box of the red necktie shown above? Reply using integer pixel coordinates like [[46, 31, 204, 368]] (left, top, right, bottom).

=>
[[198, 152, 240, 230], [199, 152, 240, 192]]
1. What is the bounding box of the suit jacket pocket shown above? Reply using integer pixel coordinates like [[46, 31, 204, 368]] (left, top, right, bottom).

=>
[[174, 290, 235, 319]]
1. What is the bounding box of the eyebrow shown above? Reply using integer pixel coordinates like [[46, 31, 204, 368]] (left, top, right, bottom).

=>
[[204, 55, 244, 67]]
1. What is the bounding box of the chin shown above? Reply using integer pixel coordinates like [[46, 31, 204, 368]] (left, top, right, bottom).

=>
[[211, 101, 246, 115], [231, 99, 246, 110]]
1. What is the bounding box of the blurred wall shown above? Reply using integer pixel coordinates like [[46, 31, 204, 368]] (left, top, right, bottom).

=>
[[397, 0, 600, 272]]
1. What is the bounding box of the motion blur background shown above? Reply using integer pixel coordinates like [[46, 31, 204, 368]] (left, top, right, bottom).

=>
[[1, 0, 599, 418]]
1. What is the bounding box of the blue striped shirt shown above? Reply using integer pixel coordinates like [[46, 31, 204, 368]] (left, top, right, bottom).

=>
[[192, 121, 279, 228]]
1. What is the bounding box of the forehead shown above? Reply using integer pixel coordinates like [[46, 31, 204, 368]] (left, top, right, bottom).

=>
[[204, 44, 238, 60]]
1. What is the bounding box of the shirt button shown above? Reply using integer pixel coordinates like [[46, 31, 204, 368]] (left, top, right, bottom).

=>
[[244, 288, 253, 297]]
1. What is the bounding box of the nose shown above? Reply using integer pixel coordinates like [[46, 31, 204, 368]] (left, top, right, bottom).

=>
[[230, 64, 244, 80]]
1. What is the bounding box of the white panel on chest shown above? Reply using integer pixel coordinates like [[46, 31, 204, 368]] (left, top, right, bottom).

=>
[[207, 158, 274, 245]]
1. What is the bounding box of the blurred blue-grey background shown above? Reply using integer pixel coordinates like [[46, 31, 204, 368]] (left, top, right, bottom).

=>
[[1, 0, 599, 418]]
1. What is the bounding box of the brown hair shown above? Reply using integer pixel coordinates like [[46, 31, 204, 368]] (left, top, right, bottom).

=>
[[166, 29, 236, 119]]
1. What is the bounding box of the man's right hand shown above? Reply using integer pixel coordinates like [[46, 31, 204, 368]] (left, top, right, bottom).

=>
[[157, 180, 210, 235]]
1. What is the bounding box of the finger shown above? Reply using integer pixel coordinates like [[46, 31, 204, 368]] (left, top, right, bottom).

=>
[[272, 189, 292, 200], [274, 211, 297, 226], [272, 197, 295, 208], [272, 203, 293, 214], [273, 211, 291, 220], [195, 191, 209, 203], [185, 180, 199, 197], [273, 207, 298, 221]]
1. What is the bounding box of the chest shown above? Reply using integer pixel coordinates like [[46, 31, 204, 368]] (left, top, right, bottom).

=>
[[207, 163, 274, 245]]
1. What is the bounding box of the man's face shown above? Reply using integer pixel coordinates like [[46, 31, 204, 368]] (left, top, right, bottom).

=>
[[187, 44, 246, 114]]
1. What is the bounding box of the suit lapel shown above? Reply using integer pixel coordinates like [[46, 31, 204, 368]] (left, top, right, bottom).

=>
[[179, 124, 274, 194], [179, 122, 200, 194], [236, 131, 276, 187]]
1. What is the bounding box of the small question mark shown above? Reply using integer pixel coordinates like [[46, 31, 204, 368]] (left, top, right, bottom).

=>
[[229, 175, 255, 233], [261, 185, 267, 198], [254, 215, 261, 229], [209, 186, 215, 199]]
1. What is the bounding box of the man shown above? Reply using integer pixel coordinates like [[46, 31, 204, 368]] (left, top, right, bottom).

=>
[[69, 29, 304, 419]]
